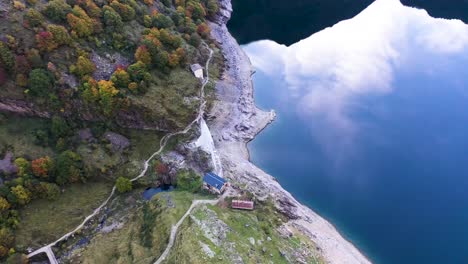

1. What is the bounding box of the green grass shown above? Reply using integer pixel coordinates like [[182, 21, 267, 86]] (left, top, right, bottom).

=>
[[165, 201, 326, 264], [128, 68, 201, 130], [0, 115, 53, 159], [15, 181, 113, 250], [75, 191, 211, 264]]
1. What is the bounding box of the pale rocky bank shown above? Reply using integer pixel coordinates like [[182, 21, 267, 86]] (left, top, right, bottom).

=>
[[207, 1, 371, 263]]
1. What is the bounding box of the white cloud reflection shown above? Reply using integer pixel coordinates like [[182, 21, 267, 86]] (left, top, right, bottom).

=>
[[244, 0, 468, 138]]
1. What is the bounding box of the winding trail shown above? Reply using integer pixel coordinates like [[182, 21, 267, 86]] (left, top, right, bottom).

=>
[[27, 43, 214, 263], [154, 199, 218, 264]]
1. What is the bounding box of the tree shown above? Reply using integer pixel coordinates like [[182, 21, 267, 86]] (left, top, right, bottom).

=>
[[14, 158, 30, 177], [0, 197, 10, 212], [31, 156, 54, 179], [43, 0, 72, 22], [189, 32, 201, 47], [51, 115, 70, 139], [24, 8, 44, 28], [116, 176, 132, 193], [67, 6, 95, 38], [176, 170, 202, 192], [0, 228, 13, 258], [134, 46, 151, 65], [0, 42, 15, 73], [71, 56, 95, 78], [10, 185, 31, 205], [152, 13, 173, 29], [110, 67, 130, 89], [97, 80, 119, 115], [6, 253, 29, 264], [127, 61, 148, 82], [103, 6, 123, 32], [28, 69, 53, 97], [55, 150, 82, 185], [197, 22, 211, 38], [36, 31, 57, 52], [109, 0, 135, 21], [47, 24, 71, 46], [206, 0, 219, 18]]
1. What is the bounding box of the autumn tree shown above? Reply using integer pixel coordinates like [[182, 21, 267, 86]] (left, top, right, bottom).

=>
[[134, 45, 151, 65], [127, 61, 149, 83], [36, 31, 57, 52], [197, 22, 210, 38], [10, 185, 31, 205], [14, 158, 30, 177], [109, 0, 135, 21], [67, 5, 96, 38], [97, 80, 119, 115], [0, 197, 10, 212], [70, 55, 95, 78], [84, 0, 101, 18], [110, 67, 130, 89], [48, 24, 71, 46], [116, 176, 132, 193], [31, 156, 54, 179], [28, 69, 54, 97], [205, 0, 219, 17], [24, 8, 44, 28]]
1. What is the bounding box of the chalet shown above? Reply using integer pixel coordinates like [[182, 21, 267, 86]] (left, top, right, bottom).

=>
[[190, 64, 204, 79], [231, 200, 254, 210], [203, 172, 227, 194]]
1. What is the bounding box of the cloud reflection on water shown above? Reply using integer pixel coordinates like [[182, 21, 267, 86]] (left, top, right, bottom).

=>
[[243, 0, 468, 148]]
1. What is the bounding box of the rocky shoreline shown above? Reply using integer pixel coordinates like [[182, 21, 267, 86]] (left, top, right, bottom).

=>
[[207, 1, 371, 263]]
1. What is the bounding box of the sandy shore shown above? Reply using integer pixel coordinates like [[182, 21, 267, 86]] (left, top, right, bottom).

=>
[[207, 1, 372, 263]]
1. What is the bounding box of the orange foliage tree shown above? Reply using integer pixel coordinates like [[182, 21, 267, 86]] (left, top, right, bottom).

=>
[[32, 156, 54, 178]]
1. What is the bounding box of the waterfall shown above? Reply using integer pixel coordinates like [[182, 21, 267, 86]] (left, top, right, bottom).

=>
[[195, 118, 223, 177]]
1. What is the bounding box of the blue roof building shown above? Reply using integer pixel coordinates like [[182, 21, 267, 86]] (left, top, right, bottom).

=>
[[203, 172, 227, 193]]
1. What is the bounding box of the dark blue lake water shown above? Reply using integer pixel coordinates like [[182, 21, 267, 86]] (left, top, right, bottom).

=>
[[242, 0, 468, 263]]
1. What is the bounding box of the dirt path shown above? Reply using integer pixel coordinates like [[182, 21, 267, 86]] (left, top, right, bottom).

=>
[[154, 199, 218, 264], [27, 43, 214, 262]]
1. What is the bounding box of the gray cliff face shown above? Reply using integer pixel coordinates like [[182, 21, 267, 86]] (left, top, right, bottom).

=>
[[207, 1, 371, 263]]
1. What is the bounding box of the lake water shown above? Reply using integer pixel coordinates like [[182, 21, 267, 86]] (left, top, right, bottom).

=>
[[241, 0, 468, 263], [142, 186, 174, 200]]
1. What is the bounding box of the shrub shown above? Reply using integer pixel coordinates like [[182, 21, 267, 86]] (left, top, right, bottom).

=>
[[28, 69, 53, 96], [176, 169, 202, 192], [127, 61, 148, 82], [116, 176, 132, 193], [0, 228, 14, 258], [37, 182, 60, 200]]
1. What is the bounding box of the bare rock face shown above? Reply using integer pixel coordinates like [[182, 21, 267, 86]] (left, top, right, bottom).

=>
[[91, 52, 130, 81], [103, 132, 130, 153], [0, 152, 17, 175], [0, 99, 50, 118]]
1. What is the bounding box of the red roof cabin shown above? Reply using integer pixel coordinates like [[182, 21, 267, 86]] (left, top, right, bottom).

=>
[[231, 200, 254, 210]]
